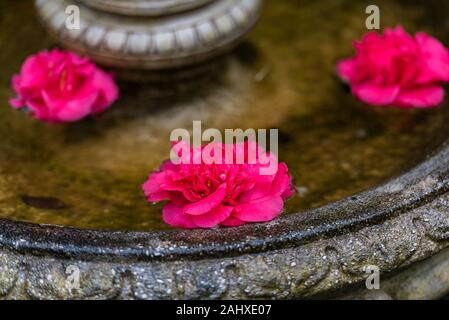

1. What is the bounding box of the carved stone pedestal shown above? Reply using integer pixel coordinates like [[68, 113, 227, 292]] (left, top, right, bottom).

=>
[[35, 0, 262, 72]]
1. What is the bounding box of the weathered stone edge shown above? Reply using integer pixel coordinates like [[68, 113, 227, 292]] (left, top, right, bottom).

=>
[[1, 190, 447, 299]]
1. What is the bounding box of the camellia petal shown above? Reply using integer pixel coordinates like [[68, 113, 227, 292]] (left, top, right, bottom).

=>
[[336, 59, 356, 83], [54, 91, 99, 122], [191, 205, 234, 228], [352, 84, 400, 106], [142, 141, 295, 229], [396, 86, 445, 108], [337, 26, 449, 108], [221, 216, 246, 227], [184, 184, 227, 215], [9, 49, 119, 123], [234, 195, 284, 222], [415, 32, 449, 83], [162, 203, 197, 229]]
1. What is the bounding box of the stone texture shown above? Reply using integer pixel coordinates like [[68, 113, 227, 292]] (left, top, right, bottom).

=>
[[0, 188, 448, 299]]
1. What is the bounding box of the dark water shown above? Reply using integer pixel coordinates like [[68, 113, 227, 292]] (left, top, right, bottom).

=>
[[1, 0, 449, 231]]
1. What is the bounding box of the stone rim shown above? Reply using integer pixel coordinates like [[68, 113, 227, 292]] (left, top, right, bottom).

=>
[[1, 136, 448, 262]]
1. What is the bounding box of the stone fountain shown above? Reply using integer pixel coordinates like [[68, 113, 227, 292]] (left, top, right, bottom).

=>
[[35, 0, 262, 70], [0, 0, 448, 299]]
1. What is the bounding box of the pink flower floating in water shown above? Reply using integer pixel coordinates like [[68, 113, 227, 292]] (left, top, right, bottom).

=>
[[337, 26, 449, 108], [143, 141, 295, 229], [10, 49, 119, 123]]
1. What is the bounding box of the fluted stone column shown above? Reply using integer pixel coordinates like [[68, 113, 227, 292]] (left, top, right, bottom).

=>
[[35, 0, 262, 71]]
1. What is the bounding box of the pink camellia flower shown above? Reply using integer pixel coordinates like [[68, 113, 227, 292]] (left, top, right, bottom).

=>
[[142, 141, 295, 229], [337, 26, 449, 108], [9, 49, 119, 123]]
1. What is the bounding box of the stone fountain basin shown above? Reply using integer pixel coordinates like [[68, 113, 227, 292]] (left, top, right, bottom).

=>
[[0, 0, 449, 299], [1, 144, 449, 299]]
